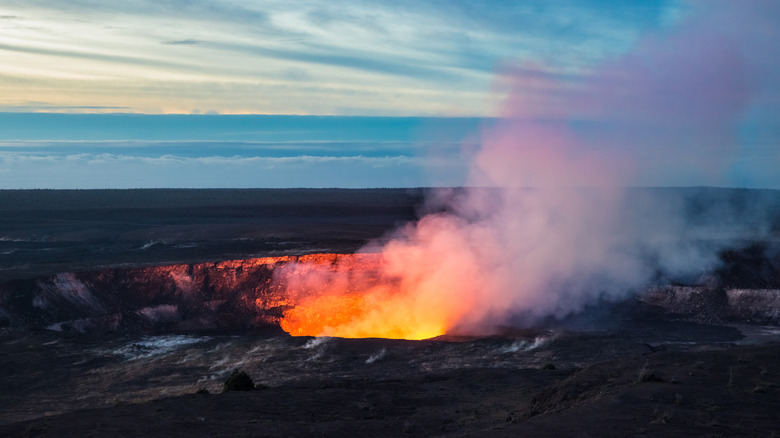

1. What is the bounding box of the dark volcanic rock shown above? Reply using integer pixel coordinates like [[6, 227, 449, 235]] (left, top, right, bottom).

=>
[[3, 248, 780, 335], [0, 188, 427, 281], [718, 242, 780, 288], [222, 369, 255, 392], [1, 342, 779, 438], [640, 285, 780, 325], [0, 257, 302, 333]]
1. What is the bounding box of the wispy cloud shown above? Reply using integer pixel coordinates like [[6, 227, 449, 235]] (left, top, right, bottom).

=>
[[0, 105, 131, 112], [0, 152, 462, 188], [0, 0, 678, 115], [162, 39, 202, 46]]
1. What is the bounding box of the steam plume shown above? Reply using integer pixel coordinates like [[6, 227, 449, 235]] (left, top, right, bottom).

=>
[[277, 1, 779, 337]]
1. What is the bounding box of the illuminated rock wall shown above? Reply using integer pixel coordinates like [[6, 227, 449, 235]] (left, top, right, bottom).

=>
[[0, 255, 317, 333], [1, 251, 779, 334]]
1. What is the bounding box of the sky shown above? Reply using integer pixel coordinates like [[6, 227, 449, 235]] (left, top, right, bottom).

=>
[[0, 0, 778, 189]]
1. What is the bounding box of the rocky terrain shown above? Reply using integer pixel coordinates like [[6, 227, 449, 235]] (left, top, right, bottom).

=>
[[0, 188, 779, 437], [2, 245, 778, 336], [0, 188, 424, 281]]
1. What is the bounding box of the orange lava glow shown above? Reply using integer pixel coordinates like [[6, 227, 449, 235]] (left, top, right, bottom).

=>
[[275, 253, 450, 340]]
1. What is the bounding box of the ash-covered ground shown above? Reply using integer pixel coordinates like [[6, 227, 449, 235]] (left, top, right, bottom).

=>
[[1, 188, 780, 437]]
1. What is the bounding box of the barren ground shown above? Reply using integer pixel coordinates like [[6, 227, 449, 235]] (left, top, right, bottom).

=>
[[1, 189, 779, 437]]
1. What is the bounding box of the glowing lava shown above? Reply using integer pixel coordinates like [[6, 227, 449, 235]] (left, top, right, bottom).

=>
[[275, 253, 449, 340]]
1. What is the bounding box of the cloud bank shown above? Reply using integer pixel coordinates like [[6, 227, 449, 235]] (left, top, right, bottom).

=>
[[0, 152, 455, 189]]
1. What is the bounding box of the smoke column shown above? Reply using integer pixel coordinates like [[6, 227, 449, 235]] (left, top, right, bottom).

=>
[[277, 1, 779, 338]]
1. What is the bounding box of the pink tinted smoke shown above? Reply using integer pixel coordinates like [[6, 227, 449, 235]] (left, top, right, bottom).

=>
[[278, 1, 775, 336]]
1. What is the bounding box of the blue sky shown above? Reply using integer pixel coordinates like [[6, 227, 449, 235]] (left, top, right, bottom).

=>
[[0, 0, 777, 189]]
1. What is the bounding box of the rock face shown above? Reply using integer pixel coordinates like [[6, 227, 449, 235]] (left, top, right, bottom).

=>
[[639, 286, 780, 325], [0, 255, 345, 334], [726, 289, 780, 322], [1, 250, 779, 334], [638, 242, 780, 325]]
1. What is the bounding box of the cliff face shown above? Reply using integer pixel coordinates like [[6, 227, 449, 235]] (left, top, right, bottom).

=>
[[638, 242, 780, 325], [640, 286, 780, 325], [0, 254, 363, 334], [1, 250, 779, 335]]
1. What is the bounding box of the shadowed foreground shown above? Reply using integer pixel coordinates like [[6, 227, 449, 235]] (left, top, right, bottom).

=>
[[1, 331, 778, 437]]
